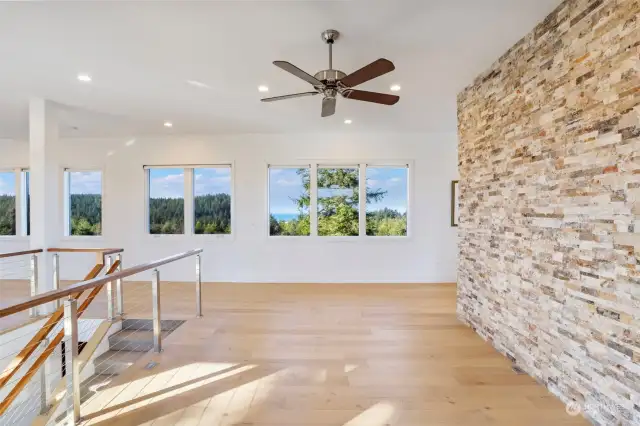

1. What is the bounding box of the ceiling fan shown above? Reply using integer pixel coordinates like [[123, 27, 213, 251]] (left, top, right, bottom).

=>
[[261, 29, 399, 117]]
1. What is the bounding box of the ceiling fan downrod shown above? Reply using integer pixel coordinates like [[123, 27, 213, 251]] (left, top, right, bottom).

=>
[[321, 29, 339, 70]]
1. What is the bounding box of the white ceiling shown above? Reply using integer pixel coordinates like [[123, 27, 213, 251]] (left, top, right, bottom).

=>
[[0, 0, 561, 138]]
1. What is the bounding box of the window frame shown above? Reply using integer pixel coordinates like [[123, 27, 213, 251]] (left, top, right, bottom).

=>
[[19, 169, 29, 237], [0, 168, 23, 239], [267, 160, 412, 240], [63, 168, 105, 239], [144, 164, 234, 239]]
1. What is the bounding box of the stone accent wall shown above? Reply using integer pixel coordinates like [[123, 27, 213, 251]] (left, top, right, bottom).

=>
[[457, 0, 640, 424]]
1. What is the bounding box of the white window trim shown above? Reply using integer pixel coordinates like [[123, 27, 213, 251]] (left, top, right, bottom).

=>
[[62, 168, 105, 239], [266, 160, 413, 241], [0, 167, 25, 240], [144, 164, 234, 239], [19, 169, 29, 237]]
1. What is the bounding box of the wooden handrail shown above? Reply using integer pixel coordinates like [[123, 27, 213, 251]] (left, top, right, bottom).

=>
[[47, 248, 124, 255], [0, 260, 121, 416], [0, 249, 203, 319], [47, 248, 124, 265], [0, 249, 44, 259]]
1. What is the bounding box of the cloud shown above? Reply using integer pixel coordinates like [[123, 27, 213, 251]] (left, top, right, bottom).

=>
[[70, 171, 102, 194], [194, 170, 231, 195], [276, 178, 300, 187], [150, 172, 184, 198], [0, 175, 15, 196]]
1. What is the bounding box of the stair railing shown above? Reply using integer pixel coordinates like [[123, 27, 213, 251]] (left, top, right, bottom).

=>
[[0, 249, 44, 318], [0, 248, 121, 418], [0, 248, 203, 426]]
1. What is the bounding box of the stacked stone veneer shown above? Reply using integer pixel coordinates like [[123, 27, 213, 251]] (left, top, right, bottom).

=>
[[457, 0, 640, 424]]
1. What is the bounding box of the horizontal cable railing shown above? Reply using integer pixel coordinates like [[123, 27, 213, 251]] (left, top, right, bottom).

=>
[[0, 248, 203, 426], [0, 249, 44, 319]]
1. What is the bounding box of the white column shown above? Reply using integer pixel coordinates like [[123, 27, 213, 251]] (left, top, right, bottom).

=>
[[29, 98, 61, 296]]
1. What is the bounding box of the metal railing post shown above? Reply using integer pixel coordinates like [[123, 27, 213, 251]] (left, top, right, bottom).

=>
[[195, 254, 202, 318], [39, 338, 50, 414], [106, 256, 115, 320], [152, 269, 162, 352], [63, 298, 81, 424], [116, 253, 124, 316], [29, 254, 38, 317], [52, 254, 60, 309]]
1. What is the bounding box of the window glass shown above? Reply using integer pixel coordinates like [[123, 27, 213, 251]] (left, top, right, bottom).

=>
[[149, 168, 184, 234], [194, 167, 231, 234], [269, 167, 310, 236], [366, 167, 408, 236], [317, 167, 359, 236], [0, 172, 16, 236], [68, 171, 102, 236]]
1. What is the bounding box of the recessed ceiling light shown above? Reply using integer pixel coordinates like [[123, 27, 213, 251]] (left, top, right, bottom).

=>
[[77, 74, 92, 83], [125, 138, 136, 147], [258, 85, 269, 92], [390, 84, 401, 92], [164, 121, 173, 128], [344, 119, 353, 124]]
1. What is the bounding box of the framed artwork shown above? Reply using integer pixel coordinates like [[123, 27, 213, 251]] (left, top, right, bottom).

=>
[[451, 180, 459, 227]]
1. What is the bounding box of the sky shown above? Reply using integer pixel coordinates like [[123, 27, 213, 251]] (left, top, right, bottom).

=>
[[149, 167, 231, 199], [269, 167, 408, 215], [69, 171, 102, 194], [0, 172, 16, 196]]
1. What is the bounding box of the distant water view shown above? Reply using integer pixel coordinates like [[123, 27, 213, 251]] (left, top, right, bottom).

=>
[[272, 213, 298, 221]]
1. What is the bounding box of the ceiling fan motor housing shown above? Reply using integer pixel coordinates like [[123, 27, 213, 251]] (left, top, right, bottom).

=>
[[314, 70, 346, 85]]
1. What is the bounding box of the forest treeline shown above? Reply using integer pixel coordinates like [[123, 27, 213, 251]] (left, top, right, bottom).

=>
[[149, 194, 231, 234], [0, 194, 232, 236]]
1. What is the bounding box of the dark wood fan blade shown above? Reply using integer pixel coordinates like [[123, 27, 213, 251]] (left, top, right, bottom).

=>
[[261, 92, 319, 102], [342, 89, 399, 105], [340, 58, 395, 88], [321, 98, 336, 117], [273, 61, 323, 87]]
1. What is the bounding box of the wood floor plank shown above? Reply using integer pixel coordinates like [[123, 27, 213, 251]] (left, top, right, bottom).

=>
[[0, 281, 588, 426]]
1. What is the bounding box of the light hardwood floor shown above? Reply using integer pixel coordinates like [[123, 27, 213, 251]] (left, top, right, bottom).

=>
[[2, 281, 587, 426]]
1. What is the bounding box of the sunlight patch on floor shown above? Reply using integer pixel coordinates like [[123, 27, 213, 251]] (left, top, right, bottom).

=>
[[84, 362, 248, 423], [342, 402, 397, 426]]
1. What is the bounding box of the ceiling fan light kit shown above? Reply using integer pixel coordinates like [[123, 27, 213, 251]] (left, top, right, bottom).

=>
[[261, 29, 400, 117]]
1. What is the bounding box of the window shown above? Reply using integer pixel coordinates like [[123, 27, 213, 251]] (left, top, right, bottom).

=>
[[317, 167, 359, 236], [268, 162, 410, 238], [65, 170, 102, 236], [194, 167, 231, 234], [0, 171, 16, 236], [148, 168, 184, 234], [146, 165, 233, 236], [366, 167, 408, 236], [268, 167, 310, 236]]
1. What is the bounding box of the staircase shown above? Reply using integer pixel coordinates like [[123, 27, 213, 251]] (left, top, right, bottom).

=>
[[92, 319, 184, 377]]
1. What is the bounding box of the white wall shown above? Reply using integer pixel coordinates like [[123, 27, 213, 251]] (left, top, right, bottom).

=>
[[0, 133, 458, 283]]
